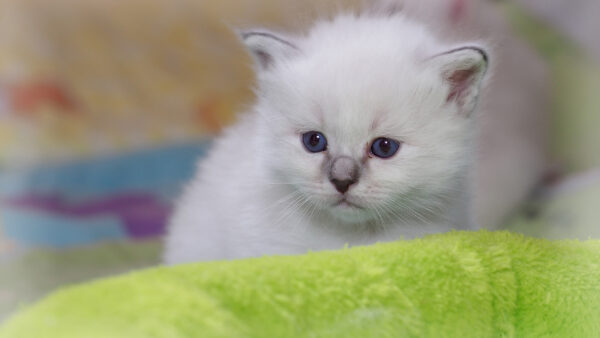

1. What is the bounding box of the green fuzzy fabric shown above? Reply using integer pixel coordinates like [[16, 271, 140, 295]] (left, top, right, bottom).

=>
[[1, 231, 599, 337]]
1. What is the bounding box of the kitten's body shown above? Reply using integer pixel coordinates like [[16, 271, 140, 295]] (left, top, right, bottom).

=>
[[165, 13, 487, 263]]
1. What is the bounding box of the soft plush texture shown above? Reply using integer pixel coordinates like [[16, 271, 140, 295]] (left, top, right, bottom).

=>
[[1, 231, 599, 337]]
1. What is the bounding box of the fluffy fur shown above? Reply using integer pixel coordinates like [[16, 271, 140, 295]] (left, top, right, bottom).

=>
[[400, 0, 550, 228], [164, 12, 488, 263]]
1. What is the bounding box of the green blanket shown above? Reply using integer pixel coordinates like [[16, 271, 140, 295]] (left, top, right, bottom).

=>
[[1, 231, 599, 337]]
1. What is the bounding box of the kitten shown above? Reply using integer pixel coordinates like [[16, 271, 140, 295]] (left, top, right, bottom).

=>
[[163, 11, 489, 263]]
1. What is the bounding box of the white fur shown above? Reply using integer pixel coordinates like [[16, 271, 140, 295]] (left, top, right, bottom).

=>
[[164, 13, 488, 264]]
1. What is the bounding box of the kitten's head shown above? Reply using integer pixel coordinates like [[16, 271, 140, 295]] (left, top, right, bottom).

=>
[[242, 14, 488, 225]]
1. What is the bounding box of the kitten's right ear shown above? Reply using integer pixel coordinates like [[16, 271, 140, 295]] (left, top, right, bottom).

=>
[[240, 30, 299, 71], [427, 46, 489, 117]]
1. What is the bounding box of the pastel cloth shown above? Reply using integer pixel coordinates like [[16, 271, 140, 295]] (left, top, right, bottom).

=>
[[1, 231, 599, 337]]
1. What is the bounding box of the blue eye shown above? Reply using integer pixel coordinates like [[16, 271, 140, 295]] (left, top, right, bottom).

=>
[[370, 137, 401, 158], [302, 131, 327, 153]]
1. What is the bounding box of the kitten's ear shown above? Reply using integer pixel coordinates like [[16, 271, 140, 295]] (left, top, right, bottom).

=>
[[240, 30, 299, 72], [428, 46, 489, 116]]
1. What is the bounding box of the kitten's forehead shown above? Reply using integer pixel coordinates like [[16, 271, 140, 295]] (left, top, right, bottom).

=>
[[291, 48, 437, 139], [294, 15, 441, 126]]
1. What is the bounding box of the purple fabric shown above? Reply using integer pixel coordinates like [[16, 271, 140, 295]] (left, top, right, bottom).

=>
[[3, 193, 171, 238]]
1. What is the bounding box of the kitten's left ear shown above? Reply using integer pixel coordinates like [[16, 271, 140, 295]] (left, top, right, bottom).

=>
[[428, 46, 489, 116], [240, 30, 299, 72]]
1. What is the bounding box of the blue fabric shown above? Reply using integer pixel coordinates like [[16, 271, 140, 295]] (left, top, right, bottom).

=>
[[0, 142, 210, 247]]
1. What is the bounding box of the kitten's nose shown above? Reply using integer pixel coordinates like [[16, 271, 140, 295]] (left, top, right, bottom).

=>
[[331, 178, 356, 194], [328, 156, 360, 194]]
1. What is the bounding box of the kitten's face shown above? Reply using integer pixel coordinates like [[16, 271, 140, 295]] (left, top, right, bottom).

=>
[[245, 16, 487, 225]]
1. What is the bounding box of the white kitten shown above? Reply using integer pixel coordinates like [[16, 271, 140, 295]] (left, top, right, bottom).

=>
[[163, 12, 488, 263]]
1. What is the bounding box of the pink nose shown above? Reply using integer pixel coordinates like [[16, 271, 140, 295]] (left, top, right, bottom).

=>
[[328, 156, 360, 194], [330, 178, 356, 194]]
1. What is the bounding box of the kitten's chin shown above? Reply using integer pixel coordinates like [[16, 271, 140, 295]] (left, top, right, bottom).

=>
[[328, 202, 373, 224]]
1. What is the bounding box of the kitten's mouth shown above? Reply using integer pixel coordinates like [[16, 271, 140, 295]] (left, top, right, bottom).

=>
[[329, 197, 372, 223], [333, 198, 363, 210]]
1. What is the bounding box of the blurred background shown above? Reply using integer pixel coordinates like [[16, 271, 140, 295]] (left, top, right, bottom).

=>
[[0, 0, 599, 321]]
